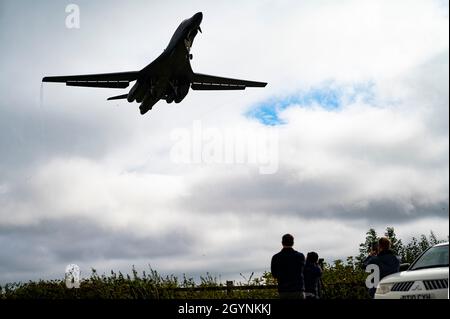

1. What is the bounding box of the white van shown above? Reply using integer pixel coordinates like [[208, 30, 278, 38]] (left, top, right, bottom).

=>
[[375, 242, 449, 299]]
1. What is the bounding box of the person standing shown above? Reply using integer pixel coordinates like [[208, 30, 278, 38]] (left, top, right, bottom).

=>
[[303, 252, 323, 299], [271, 234, 306, 299], [363, 242, 379, 298], [365, 237, 400, 298]]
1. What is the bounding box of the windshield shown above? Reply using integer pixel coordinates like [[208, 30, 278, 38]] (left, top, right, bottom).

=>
[[410, 244, 449, 270]]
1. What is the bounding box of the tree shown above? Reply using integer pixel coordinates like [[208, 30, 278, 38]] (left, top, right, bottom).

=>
[[403, 237, 420, 264], [356, 228, 378, 267], [384, 227, 404, 259], [357, 228, 448, 264], [429, 231, 440, 246], [355, 227, 448, 268], [419, 234, 430, 251]]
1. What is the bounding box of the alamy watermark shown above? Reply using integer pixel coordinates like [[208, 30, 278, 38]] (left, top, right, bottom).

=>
[[365, 264, 380, 289], [65, 4, 80, 29], [170, 121, 279, 174], [65, 264, 81, 289]]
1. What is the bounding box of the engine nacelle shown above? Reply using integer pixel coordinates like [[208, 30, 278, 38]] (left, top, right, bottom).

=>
[[175, 84, 190, 103], [127, 82, 139, 102], [139, 94, 159, 115]]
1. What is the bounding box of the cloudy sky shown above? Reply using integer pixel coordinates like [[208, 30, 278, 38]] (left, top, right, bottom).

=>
[[0, 0, 448, 284]]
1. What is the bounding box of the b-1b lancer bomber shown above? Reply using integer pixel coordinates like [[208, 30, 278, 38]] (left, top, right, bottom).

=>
[[42, 12, 267, 115]]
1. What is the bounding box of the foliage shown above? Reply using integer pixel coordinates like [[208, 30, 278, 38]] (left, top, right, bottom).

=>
[[1, 228, 446, 299], [384, 227, 404, 257], [356, 228, 378, 267], [1, 263, 368, 299], [320, 257, 369, 299], [357, 227, 448, 265]]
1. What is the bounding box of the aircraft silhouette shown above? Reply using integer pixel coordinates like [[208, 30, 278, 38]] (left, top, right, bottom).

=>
[[42, 12, 267, 115]]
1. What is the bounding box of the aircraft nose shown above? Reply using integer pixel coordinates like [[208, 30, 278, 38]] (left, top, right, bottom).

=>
[[193, 12, 203, 24]]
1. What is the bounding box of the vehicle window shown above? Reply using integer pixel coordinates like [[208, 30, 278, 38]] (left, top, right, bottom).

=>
[[411, 245, 449, 270]]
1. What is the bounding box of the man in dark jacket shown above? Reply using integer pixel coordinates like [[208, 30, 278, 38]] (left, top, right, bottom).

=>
[[271, 234, 306, 299], [364, 237, 400, 298]]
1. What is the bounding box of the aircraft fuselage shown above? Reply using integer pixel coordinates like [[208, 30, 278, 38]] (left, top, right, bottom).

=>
[[128, 12, 203, 113]]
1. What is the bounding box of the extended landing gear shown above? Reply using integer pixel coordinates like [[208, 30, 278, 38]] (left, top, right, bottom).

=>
[[139, 95, 159, 115], [164, 82, 189, 105], [139, 104, 152, 115], [165, 94, 183, 104], [166, 96, 174, 104]]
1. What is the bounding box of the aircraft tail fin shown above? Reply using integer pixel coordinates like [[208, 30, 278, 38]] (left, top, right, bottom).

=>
[[107, 94, 129, 101]]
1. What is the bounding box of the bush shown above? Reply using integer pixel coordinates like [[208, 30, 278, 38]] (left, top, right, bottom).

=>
[[1, 262, 368, 299], [4, 227, 442, 299]]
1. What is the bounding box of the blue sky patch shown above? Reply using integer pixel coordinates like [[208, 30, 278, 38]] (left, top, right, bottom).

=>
[[246, 81, 375, 126]]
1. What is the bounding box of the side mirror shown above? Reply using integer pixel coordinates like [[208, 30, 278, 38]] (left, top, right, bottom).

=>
[[400, 263, 410, 271]]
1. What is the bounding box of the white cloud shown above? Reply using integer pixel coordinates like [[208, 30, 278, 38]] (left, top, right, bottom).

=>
[[0, 0, 448, 283]]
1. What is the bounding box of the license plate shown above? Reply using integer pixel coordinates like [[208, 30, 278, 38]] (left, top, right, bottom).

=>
[[401, 294, 432, 299]]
